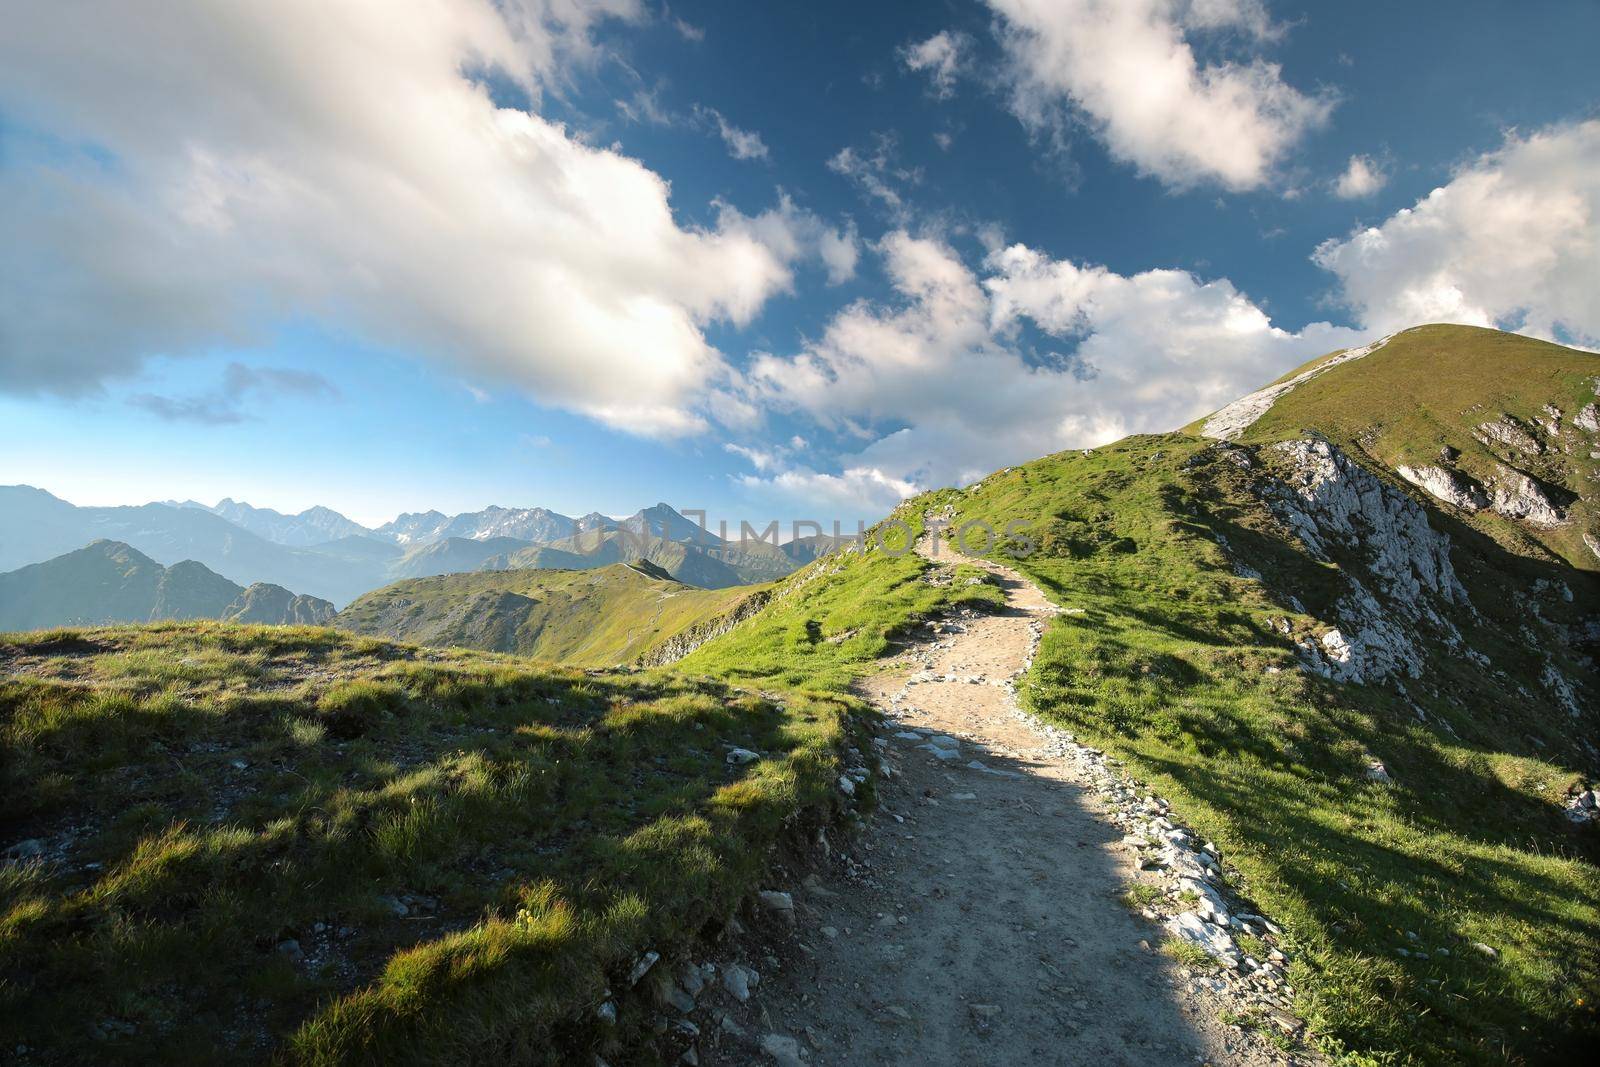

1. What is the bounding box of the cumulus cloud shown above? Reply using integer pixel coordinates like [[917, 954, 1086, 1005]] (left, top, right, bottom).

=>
[[0, 0, 847, 434], [1332, 154, 1387, 198], [1314, 121, 1600, 344], [901, 31, 969, 99], [737, 232, 1361, 505], [985, 0, 1333, 190]]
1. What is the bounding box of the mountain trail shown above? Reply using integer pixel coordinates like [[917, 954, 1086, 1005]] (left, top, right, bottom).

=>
[[705, 532, 1303, 1066]]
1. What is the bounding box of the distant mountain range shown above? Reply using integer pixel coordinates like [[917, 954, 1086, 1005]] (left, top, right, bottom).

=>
[[177, 498, 372, 547], [0, 540, 334, 630], [0, 489, 857, 612]]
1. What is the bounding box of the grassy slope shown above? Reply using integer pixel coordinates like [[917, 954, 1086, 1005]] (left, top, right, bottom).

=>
[[942, 434, 1599, 1064], [1238, 325, 1600, 569], [0, 624, 862, 1064], [676, 514, 1005, 693], [334, 564, 759, 665]]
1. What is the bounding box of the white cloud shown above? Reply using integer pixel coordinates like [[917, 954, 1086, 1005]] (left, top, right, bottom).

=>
[[985, 0, 1333, 190], [724, 442, 779, 472], [827, 134, 922, 222], [736, 465, 921, 517], [700, 107, 770, 161], [739, 232, 1361, 502], [901, 31, 969, 99], [714, 194, 858, 286], [0, 0, 845, 435], [1332, 154, 1387, 198], [616, 86, 676, 126], [1314, 121, 1600, 344]]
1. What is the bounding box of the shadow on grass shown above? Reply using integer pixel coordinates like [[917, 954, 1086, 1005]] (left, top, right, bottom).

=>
[[0, 630, 855, 1064]]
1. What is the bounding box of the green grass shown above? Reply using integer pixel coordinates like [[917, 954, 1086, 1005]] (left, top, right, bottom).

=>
[[942, 433, 1599, 1064], [335, 563, 761, 665], [1163, 937, 1216, 970], [676, 512, 1005, 692], [0, 623, 864, 1064], [1122, 882, 1164, 910]]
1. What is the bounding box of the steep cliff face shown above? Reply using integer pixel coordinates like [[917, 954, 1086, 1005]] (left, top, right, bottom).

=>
[[1257, 438, 1469, 684], [1203, 433, 1596, 746]]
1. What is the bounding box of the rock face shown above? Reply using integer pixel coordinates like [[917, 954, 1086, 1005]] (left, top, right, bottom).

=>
[[1261, 440, 1469, 683], [1396, 464, 1488, 512], [633, 588, 773, 667]]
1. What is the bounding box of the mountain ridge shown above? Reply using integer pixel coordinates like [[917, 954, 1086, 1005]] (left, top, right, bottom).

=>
[[0, 540, 335, 630]]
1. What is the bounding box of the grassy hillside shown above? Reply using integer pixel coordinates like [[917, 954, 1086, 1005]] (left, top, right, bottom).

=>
[[940, 433, 1599, 1063], [334, 562, 761, 665], [677, 515, 1006, 691], [1228, 325, 1600, 570], [0, 624, 864, 1064]]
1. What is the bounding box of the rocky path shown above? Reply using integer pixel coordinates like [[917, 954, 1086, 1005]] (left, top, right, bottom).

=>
[[701, 533, 1301, 1067]]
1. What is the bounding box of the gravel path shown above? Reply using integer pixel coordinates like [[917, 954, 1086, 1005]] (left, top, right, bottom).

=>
[[702, 534, 1301, 1066]]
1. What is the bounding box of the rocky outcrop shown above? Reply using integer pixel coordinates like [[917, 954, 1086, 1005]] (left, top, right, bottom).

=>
[[1474, 416, 1543, 456], [1260, 439, 1469, 683], [1575, 403, 1600, 433], [1267, 440, 1467, 605], [1396, 464, 1488, 512], [1486, 466, 1567, 527], [634, 589, 774, 667]]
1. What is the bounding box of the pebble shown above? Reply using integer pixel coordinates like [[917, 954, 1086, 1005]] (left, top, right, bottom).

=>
[[628, 951, 660, 986], [722, 963, 758, 1002], [758, 890, 796, 924], [759, 1033, 805, 1067]]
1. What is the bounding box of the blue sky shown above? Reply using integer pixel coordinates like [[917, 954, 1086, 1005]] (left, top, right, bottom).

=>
[[2, 0, 1597, 529]]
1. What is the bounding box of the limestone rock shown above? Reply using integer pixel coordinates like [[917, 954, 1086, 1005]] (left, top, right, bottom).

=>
[[1487, 467, 1567, 527], [1165, 911, 1239, 964], [1396, 464, 1487, 511], [1474, 417, 1543, 455]]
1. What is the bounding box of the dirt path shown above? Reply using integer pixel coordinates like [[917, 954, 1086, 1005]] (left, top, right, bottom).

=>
[[703, 533, 1297, 1066]]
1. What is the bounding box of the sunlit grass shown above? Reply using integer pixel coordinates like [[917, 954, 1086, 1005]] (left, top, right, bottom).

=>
[[944, 433, 1600, 1064], [0, 626, 863, 1064]]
